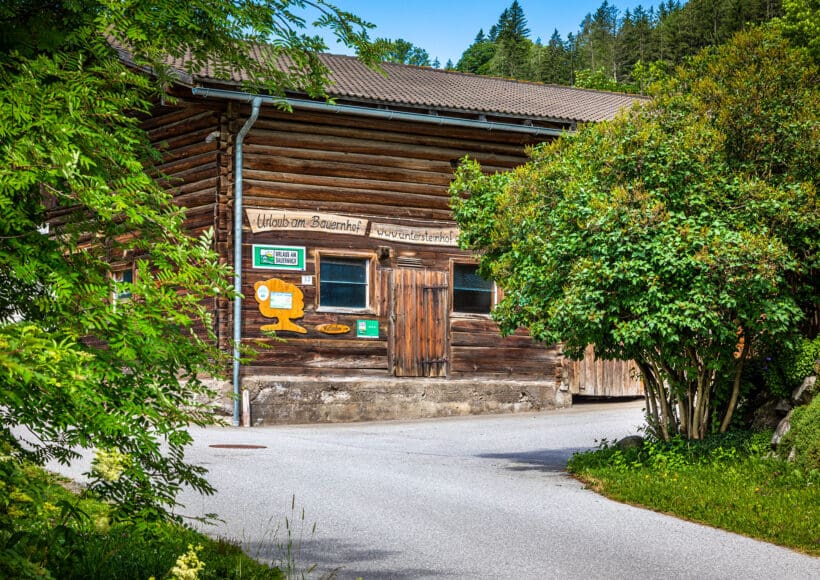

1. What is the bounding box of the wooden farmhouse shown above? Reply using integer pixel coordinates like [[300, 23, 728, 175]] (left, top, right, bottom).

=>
[[136, 50, 645, 424]]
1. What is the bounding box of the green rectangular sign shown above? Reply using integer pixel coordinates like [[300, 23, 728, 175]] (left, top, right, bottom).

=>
[[356, 319, 379, 338], [252, 245, 306, 270]]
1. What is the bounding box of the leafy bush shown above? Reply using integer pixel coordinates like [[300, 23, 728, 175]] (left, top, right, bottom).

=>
[[0, 458, 282, 579], [763, 336, 820, 398], [779, 395, 820, 471], [567, 431, 772, 474]]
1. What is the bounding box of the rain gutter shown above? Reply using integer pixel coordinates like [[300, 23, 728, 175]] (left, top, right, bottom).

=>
[[191, 87, 566, 137]]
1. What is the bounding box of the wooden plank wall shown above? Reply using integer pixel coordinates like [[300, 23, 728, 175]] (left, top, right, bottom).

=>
[[146, 99, 564, 382], [570, 345, 644, 397], [146, 104, 223, 236], [143, 103, 225, 341]]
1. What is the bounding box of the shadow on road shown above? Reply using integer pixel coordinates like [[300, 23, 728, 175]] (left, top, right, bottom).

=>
[[476, 447, 587, 473], [243, 537, 451, 579]]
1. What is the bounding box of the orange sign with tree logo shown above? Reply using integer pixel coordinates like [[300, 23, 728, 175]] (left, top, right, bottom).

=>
[[253, 278, 307, 334]]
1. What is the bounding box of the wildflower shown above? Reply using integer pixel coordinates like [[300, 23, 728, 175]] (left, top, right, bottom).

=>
[[91, 448, 129, 482], [94, 515, 111, 533], [169, 544, 205, 580]]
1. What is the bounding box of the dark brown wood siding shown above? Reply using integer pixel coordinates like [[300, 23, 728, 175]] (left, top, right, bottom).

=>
[[145, 99, 576, 387]]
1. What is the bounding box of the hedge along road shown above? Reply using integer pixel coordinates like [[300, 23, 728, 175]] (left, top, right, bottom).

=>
[[176, 400, 820, 579]]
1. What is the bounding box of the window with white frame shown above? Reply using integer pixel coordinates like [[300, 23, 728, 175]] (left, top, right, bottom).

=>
[[318, 256, 369, 310]]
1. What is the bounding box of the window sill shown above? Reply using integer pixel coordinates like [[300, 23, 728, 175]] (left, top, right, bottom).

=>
[[451, 311, 493, 319], [316, 306, 376, 315]]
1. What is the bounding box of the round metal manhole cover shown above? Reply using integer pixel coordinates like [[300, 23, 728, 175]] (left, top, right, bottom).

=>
[[208, 444, 267, 449]]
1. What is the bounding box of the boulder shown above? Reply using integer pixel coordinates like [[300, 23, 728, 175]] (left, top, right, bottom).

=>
[[771, 409, 793, 450], [791, 375, 816, 406], [774, 398, 793, 415], [752, 398, 782, 431], [616, 435, 645, 450]]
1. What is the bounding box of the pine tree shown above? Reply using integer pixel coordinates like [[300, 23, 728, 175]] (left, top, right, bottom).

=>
[[491, 1, 532, 78]]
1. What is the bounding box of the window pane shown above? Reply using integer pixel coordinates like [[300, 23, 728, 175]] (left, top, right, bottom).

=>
[[320, 257, 368, 309], [453, 264, 492, 292], [114, 269, 133, 300], [453, 264, 492, 313]]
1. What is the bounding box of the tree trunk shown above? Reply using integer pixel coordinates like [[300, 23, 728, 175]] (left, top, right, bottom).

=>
[[720, 337, 751, 432]]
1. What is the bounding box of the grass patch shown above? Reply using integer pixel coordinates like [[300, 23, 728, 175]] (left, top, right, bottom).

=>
[[1, 464, 284, 579], [567, 432, 820, 556]]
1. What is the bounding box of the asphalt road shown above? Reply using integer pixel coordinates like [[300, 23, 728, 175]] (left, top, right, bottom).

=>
[[171, 401, 819, 579]]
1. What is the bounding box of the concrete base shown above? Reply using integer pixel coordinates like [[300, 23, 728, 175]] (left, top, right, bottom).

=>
[[216, 376, 570, 425]]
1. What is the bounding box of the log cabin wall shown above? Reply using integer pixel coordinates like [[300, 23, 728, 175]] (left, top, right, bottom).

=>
[[143, 102, 228, 344], [224, 102, 572, 422], [146, 97, 638, 423], [234, 106, 559, 364]]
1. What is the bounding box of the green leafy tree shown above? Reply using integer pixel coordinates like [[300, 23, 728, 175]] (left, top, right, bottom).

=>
[[779, 0, 820, 62], [0, 0, 375, 547], [451, 26, 818, 440], [574, 66, 623, 90], [375, 37, 432, 66], [456, 29, 496, 74]]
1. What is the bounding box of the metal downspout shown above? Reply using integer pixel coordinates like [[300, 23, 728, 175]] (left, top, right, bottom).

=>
[[232, 97, 262, 426]]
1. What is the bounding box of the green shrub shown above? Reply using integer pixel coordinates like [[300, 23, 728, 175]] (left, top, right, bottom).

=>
[[779, 394, 820, 471], [0, 458, 282, 579], [567, 431, 772, 474], [763, 336, 820, 398]]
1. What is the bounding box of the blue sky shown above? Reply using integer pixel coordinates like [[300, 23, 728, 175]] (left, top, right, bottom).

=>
[[313, 0, 657, 66]]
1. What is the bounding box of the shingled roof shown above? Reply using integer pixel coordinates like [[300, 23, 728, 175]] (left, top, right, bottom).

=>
[[176, 48, 645, 125]]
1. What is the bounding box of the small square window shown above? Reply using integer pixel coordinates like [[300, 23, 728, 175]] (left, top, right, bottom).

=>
[[319, 257, 369, 310], [453, 263, 492, 314]]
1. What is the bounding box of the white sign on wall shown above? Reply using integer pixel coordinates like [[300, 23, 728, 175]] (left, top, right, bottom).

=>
[[369, 223, 460, 247]]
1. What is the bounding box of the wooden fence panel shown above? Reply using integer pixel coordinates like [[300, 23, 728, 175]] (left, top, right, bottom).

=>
[[570, 345, 644, 397]]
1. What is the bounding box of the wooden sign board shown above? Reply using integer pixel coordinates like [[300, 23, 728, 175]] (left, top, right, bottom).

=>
[[247, 209, 368, 236], [369, 222, 460, 247], [316, 324, 351, 335]]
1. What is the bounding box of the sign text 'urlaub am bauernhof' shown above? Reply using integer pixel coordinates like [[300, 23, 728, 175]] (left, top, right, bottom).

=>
[[247, 209, 367, 236]]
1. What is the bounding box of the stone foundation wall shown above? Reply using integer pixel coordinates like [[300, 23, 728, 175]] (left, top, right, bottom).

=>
[[215, 376, 570, 425]]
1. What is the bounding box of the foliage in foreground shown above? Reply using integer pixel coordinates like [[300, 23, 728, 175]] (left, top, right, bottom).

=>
[[1, 0, 375, 524], [0, 459, 282, 579], [567, 432, 820, 555], [451, 25, 819, 441]]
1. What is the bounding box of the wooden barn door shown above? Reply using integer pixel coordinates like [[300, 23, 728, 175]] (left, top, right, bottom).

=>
[[392, 269, 449, 377]]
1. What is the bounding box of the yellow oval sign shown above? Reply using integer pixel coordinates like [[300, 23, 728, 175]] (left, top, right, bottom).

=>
[[316, 324, 351, 335]]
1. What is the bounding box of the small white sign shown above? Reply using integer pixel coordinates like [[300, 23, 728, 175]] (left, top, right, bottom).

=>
[[301, 275, 314, 286], [256, 284, 270, 302], [369, 222, 460, 247], [269, 292, 293, 310]]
